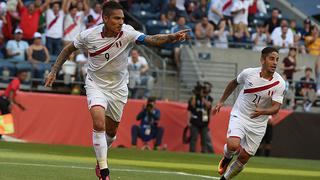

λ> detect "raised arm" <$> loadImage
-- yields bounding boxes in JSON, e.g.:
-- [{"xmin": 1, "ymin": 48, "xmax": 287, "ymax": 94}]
[
  {"xmin": 39, "ymin": 0, "xmax": 51, "ymax": 12},
  {"xmin": 144, "ymin": 29, "xmax": 191, "ymax": 46},
  {"xmin": 83, "ymin": 0, "xmax": 90, "ymax": 15},
  {"xmin": 213, "ymin": 78, "xmax": 238, "ymax": 114},
  {"xmin": 45, "ymin": 43, "xmax": 77, "ymax": 87}
]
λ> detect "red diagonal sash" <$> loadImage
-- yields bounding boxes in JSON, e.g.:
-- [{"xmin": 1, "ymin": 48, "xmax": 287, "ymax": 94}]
[
  {"xmin": 48, "ymin": 15, "xmax": 59, "ymax": 30},
  {"xmin": 244, "ymin": 81, "xmax": 280, "ymax": 94}
]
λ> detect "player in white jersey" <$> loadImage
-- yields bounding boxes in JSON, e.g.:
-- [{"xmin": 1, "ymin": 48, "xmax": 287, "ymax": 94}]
[
  {"xmin": 44, "ymin": 2, "xmax": 190, "ymax": 180},
  {"xmin": 213, "ymin": 47, "xmax": 286, "ymax": 180}
]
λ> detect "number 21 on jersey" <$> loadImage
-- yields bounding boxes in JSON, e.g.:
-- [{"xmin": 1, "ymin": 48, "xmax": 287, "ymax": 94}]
[{"xmin": 252, "ymin": 94, "xmax": 261, "ymax": 104}]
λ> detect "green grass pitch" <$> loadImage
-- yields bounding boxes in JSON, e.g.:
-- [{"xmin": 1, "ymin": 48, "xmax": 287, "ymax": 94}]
[{"xmin": 0, "ymin": 142, "xmax": 319, "ymax": 179}]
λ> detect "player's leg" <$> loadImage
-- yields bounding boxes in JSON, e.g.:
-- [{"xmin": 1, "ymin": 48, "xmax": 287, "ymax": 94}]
[
  {"xmin": 90, "ymin": 106, "xmax": 109, "ymax": 179},
  {"xmin": 105, "ymin": 116, "xmax": 119, "ymax": 148},
  {"xmin": 218, "ymin": 137, "xmax": 241, "ymax": 175},
  {"xmin": 221, "ymin": 148, "xmax": 251, "ymax": 180},
  {"xmin": 218, "ymin": 116, "xmax": 245, "ymax": 175}
]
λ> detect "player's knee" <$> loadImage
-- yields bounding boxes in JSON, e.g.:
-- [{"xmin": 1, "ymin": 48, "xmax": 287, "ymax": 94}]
[
  {"xmin": 93, "ymin": 119, "xmax": 105, "ymax": 131},
  {"xmin": 237, "ymin": 150, "xmax": 251, "ymax": 164},
  {"xmin": 227, "ymin": 142, "xmax": 240, "ymax": 152}
]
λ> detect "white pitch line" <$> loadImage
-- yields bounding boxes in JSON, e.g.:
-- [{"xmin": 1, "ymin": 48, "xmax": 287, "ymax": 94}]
[{"xmin": 0, "ymin": 161, "xmax": 220, "ymax": 179}]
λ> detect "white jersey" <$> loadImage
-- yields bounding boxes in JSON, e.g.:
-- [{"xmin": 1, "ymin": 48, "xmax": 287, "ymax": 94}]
[
  {"xmin": 74, "ymin": 24, "xmax": 144, "ymax": 93},
  {"xmin": 231, "ymin": 67, "xmax": 286, "ymax": 128}
]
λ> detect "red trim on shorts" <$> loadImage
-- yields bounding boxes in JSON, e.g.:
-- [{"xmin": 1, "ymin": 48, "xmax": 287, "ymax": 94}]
[
  {"xmin": 243, "ymin": 81, "xmax": 279, "ymax": 94},
  {"xmin": 91, "ymin": 105, "xmax": 105, "ymax": 110},
  {"xmin": 229, "ymin": 136, "xmax": 241, "ymax": 139}
]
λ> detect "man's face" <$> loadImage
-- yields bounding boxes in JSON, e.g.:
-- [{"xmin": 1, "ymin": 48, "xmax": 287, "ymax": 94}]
[
  {"xmin": 131, "ymin": 50, "xmax": 139, "ymax": 59},
  {"xmin": 271, "ymin": 10, "xmax": 279, "ymax": 19},
  {"xmin": 70, "ymin": 8, "xmax": 77, "ymax": 17},
  {"xmin": 104, "ymin": 9, "xmax": 124, "ymax": 35},
  {"xmin": 18, "ymin": 72, "xmax": 28, "ymax": 81},
  {"xmin": 28, "ymin": 3, "xmax": 35, "ymax": 13},
  {"xmin": 53, "ymin": 3, "xmax": 60, "ymax": 13},
  {"xmin": 202, "ymin": 17, "xmax": 208, "ymax": 26},
  {"xmin": 178, "ymin": 17, "xmax": 186, "ymax": 26},
  {"xmin": 15, "ymin": 33, "xmax": 23, "ymax": 41},
  {"xmin": 305, "ymin": 70, "xmax": 312, "ymax": 78},
  {"xmin": 261, "ymin": 52, "xmax": 279, "ymax": 74},
  {"xmin": 95, "ymin": 4, "xmax": 102, "ymax": 13},
  {"xmin": 312, "ymin": 27, "xmax": 319, "ymax": 36},
  {"xmin": 200, "ymin": 0, "xmax": 207, "ymax": 7}
]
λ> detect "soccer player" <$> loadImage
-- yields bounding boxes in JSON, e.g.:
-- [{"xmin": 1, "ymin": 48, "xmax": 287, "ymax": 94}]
[
  {"xmin": 213, "ymin": 47, "xmax": 286, "ymax": 180},
  {"xmin": 44, "ymin": 2, "xmax": 190, "ymax": 180}
]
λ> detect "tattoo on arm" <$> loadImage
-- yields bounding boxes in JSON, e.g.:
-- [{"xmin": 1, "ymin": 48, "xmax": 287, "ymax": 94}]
[
  {"xmin": 145, "ymin": 34, "xmax": 176, "ymax": 46},
  {"xmin": 51, "ymin": 43, "xmax": 77, "ymax": 73}
]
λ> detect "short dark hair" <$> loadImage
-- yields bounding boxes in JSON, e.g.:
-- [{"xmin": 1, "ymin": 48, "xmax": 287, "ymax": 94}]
[
  {"xmin": 305, "ymin": 67, "xmax": 312, "ymax": 72},
  {"xmin": 272, "ymin": 8, "xmax": 279, "ymax": 12},
  {"xmin": 261, "ymin": 47, "xmax": 279, "ymax": 58},
  {"xmin": 102, "ymin": 1, "xmax": 123, "ymax": 16},
  {"xmin": 16, "ymin": 69, "xmax": 28, "ymax": 76}
]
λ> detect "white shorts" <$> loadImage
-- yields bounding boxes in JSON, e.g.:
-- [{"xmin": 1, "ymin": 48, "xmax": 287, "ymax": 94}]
[
  {"xmin": 227, "ymin": 115, "xmax": 266, "ymax": 155},
  {"xmin": 85, "ymin": 76, "xmax": 128, "ymax": 122}
]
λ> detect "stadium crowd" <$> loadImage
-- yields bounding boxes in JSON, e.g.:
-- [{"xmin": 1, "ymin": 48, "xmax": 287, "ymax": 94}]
[{"xmin": 0, "ymin": 0, "xmax": 318, "ymax": 109}]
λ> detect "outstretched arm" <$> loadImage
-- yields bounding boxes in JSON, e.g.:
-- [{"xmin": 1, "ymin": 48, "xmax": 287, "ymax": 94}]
[
  {"xmin": 213, "ymin": 78, "xmax": 238, "ymax": 114},
  {"xmin": 144, "ymin": 29, "xmax": 191, "ymax": 46},
  {"xmin": 45, "ymin": 43, "xmax": 77, "ymax": 87}
]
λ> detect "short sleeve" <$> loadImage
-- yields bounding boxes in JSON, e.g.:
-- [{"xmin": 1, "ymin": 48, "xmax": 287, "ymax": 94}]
[
  {"xmin": 236, "ymin": 69, "xmax": 248, "ymax": 84},
  {"xmin": 74, "ymin": 31, "xmax": 87, "ymax": 50},
  {"xmin": 11, "ymin": 79, "xmax": 20, "ymax": 91},
  {"xmin": 6, "ymin": 41, "xmax": 13, "ymax": 49},
  {"xmin": 140, "ymin": 57, "xmax": 148, "ymax": 66},
  {"xmin": 272, "ymin": 80, "xmax": 286, "ymax": 104},
  {"xmin": 124, "ymin": 25, "xmax": 145, "ymax": 44}
]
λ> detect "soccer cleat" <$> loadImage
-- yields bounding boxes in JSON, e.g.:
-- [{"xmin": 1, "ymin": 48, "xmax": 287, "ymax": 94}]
[
  {"xmin": 95, "ymin": 161, "xmax": 101, "ymax": 178},
  {"xmin": 100, "ymin": 168, "xmax": 110, "ymax": 180},
  {"xmin": 218, "ymin": 156, "xmax": 232, "ymax": 175},
  {"xmin": 99, "ymin": 176, "xmax": 110, "ymax": 180}
]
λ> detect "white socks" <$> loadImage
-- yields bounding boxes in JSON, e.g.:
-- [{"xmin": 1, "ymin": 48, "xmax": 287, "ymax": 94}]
[
  {"xmin": 224, "ymin": 144, "xmax": 236, "ymax": 159},
  {"xmin": 223, "ymin": 160, "xmax": 244, "ymax": 180},
  {"xmin": 106, "ymin": 134, "xmax": 116, "ymax": 148},
  {"xmin": 93, "ymin": 131, "xmax": 108, "ymax": 169}
]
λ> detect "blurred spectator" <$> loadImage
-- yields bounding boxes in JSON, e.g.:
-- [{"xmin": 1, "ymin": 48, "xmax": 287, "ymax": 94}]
[
  {"xmin": 195, "ymin": 16, "xmax": 214, "ymax": 47},
  {"xmin": 300, "ymin": 18, "xmax": 312, "ymax": 39},
  {"xmin": 231, "ymin": 0, "xmax": 253, "ymax": 36},
  {"xmin": 207, "ymin": 0, "xmax": 224, "ymax": 29},
  {"xmin": 176, "ymin": 0, "xmax": 187, "ymax": 17},
  {"xmin": 233, "ymin": 22, "xmax": 249, "ymax": 48},
  {"xmin": 161, "ymin": 0, "xmax": 180, "ymax": 25},
  {"xmin": 281, "ymin": 47, "xmax": 297, "ymax": 85},
  {"xmin": 35, "ymin": 0, "xmax": 46, "ymax": 33},
  {"xmin": 190, "ymin": 0, "xmax": 208, "ymax": 22},
  {"xmin": 305, "ymin": 25, "xmax": 320, "ymax": 56},
  {"xmin": 188, "ymin": 82, "xmax": 212, "ymax": 153},
  {"xmin": 315, "ymin": 56, "xmax": 320, "ymax": 96},
  {"xmin": 27, "ymin": 32, "xmax": 50, "ymax": 64},
  {"xmin": 131, "ymin": 97, "xmax": 164, "ymax": 150},
  {"xmin": 264, "ymin": 8, "xmax": 281, "ymax": 35},
  {"xmin": 185, "ymin": 1, "xmax": 196, "ymax": 21},
  {"xmin": 45, "ymin": 1, "xmax": 67, "ymax": 56},
  {"xmin": 0, "ymin": 35, "xmax": 6, "ymax": 58},
  {"xmin": 290, "ymin": 19, "xmax": 306, "ymax": 54},
  {"xmin": 63, "ymin": 1, "xmax": 89, "ymax": 45},
  {"xmin": 251, "ymin": 24, "xmax": 267, "ymax": 51},
  {"xmin": 171, "ymin": 16, "xmax": 193, "ymax": 69},
  {"xmin": 127, "ymin": 49, "xmax": 154, "ymax": 99},
  {"xmin": 89, "ymin": 2, "xmax": 103, "ymax": 27},
  {"xmin": 271, "ymin": 19, "xmax": 294, "ymax": 53},
  {"xmin": 17, "ymin": 0, "xmax": 50, "ymax": 44},
  {"xmin": 213, "ymin": 19, "xmax": 232, "ymax": 49},
  {"xmin": 222, "ymin": 0, "xmax": 233, "ymax": 20},
  {"xmin": 202, "ymin": 81, "xmax": 214, "ymax": 153},
  {"xmin": 6, "ymin": 28, "xmax": 29, "ymax": 62},
  {"xmin": 61, "ymin": 54, "xmax": 77, "ymax": 85},
  {"xmin": 295, "ymin": 67, "xmax": 317, "ymax": 112},
  {"xmin": 248, "ymin": 0, "xmax": 266, "ymax": 26}
]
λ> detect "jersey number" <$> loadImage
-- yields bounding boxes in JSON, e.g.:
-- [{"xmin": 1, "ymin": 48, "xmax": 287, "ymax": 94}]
[
  {"xmin": 252, "ymin": 94, "xmax": 261, "ymax": 104},
  {"xmin": 105, "ymin": 53, "xmax": 110, "ymax": 61}
]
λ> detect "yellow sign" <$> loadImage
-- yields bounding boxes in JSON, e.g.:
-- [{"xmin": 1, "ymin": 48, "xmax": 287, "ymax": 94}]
[{"xmin": 0, "ymin": 114, "xmax": 14, "ymax": 134}]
